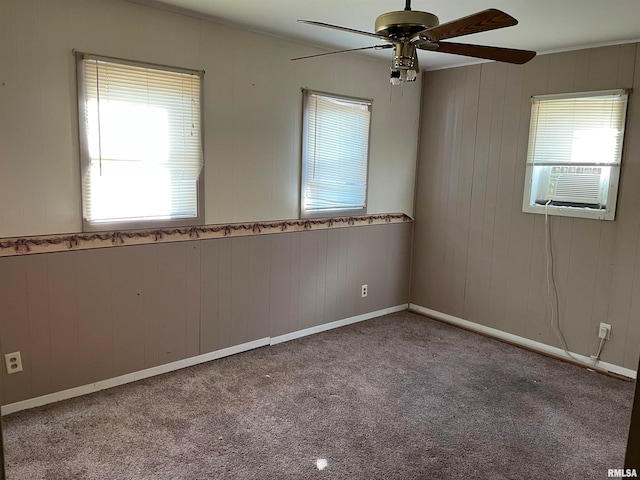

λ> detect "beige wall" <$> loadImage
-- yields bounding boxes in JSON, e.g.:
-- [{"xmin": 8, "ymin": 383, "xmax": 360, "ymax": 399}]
[
  {"xmin": 412, "ymin": 43, "xmax": 640, "ymax": 370},
  {"xmin": 0, "ymin": 0, "xmax": 419, "ymax": 406},
  {"xmin": 0, "ymin": 222, "xmax": 412, "ymax": 405},
  {"xmin": 0, "ymin": 0, "xmax": 421, "ymax": 238}
]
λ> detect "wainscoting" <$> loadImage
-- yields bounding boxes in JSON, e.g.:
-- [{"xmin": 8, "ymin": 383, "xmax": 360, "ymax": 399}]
[{"xmin": 0, "ymin": 220, "xmax": 412, "ymax": 409}]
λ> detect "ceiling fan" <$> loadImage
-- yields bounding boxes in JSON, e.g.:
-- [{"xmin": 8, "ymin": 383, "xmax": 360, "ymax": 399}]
[{"xmin": 292, "ymin": 0, "xmax": 536, "ymax": 85}]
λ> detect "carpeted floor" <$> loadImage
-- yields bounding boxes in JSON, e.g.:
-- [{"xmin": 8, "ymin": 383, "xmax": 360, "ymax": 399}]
[{"xmin": 2, "ymin": 311, "xmax": 634, "ymax": 479}]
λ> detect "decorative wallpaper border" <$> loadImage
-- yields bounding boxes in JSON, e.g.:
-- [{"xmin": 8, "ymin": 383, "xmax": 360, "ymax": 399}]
[{"xmin": 0, "ymin": 214, "xmax": 412, "ymax": 257}]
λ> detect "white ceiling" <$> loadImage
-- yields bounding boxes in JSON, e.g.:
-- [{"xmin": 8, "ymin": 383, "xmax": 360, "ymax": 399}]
[{"xmin": 131, "ymin": 0, "xmax": 640, "ymax": 70}]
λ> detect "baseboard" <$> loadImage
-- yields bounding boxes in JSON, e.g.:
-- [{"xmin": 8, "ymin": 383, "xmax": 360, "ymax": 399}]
[
  {"xmin": 1, "ymin": 338, "xmax": 271, "ymax": 416},
  {"xmin": 2, "ymin": 305, "xmax": 409, "ymax": 415},
  {"xmin": 409, "ymin": 304, "xmax": 637, "ymax": 380},
  {"xmin": 270, "ymin": 304, "xmax": 409, "ymax": 345}
]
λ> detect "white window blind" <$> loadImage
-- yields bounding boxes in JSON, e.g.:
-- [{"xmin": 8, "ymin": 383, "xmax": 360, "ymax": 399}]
[
  {"xmin": 301, "ymin": 90, "xmax": 371, "ymax": 217},
  {"xmin": 523, "ymin": 89, "xmax": 629, "ymax": 220},
  {"xmin": 77, "ymin": 53, "xmax": 204, "ymax": 229}
]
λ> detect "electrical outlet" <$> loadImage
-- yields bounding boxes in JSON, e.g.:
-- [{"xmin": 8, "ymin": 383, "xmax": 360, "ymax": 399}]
[
  {"xmin": 5, "ymin": 352, "xmax": 23, "ymax": 374},
  {"xmin": 599, "ymin": 322, "xmax": 611, "ymax": 340},
  {"xmin": 361, "ymin": 284, "xmax": 368, "ymax": 298}
]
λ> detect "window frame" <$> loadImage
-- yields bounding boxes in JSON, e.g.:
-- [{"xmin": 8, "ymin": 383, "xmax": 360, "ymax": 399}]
[
  {"xmin": 522, "ymin": 89, "xmax": 629, "ymax": 221},
  {"xmin": 75, "ymin": 52, "xmax": 205, "ymax": 232},
  {"xmin": 300, "ymin": 89, "xmax": 372, "ymax": 219}
]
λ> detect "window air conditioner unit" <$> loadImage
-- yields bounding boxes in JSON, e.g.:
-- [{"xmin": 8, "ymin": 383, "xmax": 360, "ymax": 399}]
[{"xmin": 538, "ymin": 167, "xmax": 606, "ymax": 207}]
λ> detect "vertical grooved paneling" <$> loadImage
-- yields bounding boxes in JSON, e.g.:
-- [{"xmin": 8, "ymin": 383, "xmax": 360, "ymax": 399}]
[
  {"xmin": 503, "ymin": 56, "xmax": 548, "ymax": 337},
  {"xmin": 357, "ymin": 226, "xmax": 375, "ymax": 315},
  {"xmin": 248, "ymin": 235, "xmax": 271, "ymax": 340},
  {"xmin": 217, "ymin": 239, "xmax": 233, "ymax": 349},
  {"xmin": 414, "ymin": 43, "xmax": 640, "ymax": 369},
  {"xmin": 345, "ymin": 227, "xmax": 361, "ymax": 318},
  {"xmin": 111, "ymin": 246, "xmax": 146, "ymax": 377},
  {"xmin": 592, "ymin": 45, "xmax": 636, "ymax": 361},
  {"xmin": 157, "ymin": 243, "xmax": 188, "ymax": 363},
  {"xmin": 464, "ymin": 63, "xmax": 496, "ymax": 322},
  {"xmin": 486, "ymin": 64, "xmax": 525, "ymax": 333},
  {"xmin": 314, "ymin": 231, "xmax": 328, "ymax": 327},
  {"xmin": 288, "ymin": 233, "xmax": 301, "ymax": 334},
  {"xmin": 368, "ymin": 225, "xmax": 390, "ymax": 312},
  {"xmin": 186, "ymin": 242, "xmax": 201, "ymax": 357},
  {"xmin": 24, "ymin": 255, "xmax": 52, "ymax": 398},
  {"xmin": 268, "ymin": 234, "xmax": 292, "ymax": 337},
  {"xmin": 413, "ymin": 70, "xmax": 451, "ymax": 310},
  {"xmin": 0, "ymin": 257, "xmax": 31, "ymax": 404},
  {"xmin": 563, "ymin": 219, "xmax": 601, "ymax": 354},
  {"xmin": 299, "ymin": 231, "xmax": 319, "ymax": 329},
  {"xmin": 525, "ymin": 51, "xmax": 578, "ymax": 348},
  {"xmin": 76, "ymin": 249, "xmax": 113, "ymax": 386},
  {"xmin": 47, "ymin": 252, "xmax": 80, "ymax": 393},
  {"xmin": 476, "ymin": 63, "xmax": 508, "ymax": 328},
  {"xmin": 563, "ymin": 46, "xmax": 622, "ymax": 357},
  {"xmin": 452, "ymin": 65, "xmax": 481, "ymax": 318},
  {"xmin": 324, "ymin": 230, "xmax": 340, "ymax": 324},
  {"xmin": 551, "ymin": 217, "xmax": 575, "ymax": 350},
  {"xmin": 430, "ymin": 69, "xmax": 458, "ymax": 312},
  {"xmin": 335, "ymin": 229, "xmax": 349, "ymax": 321},
  {"xmin": 200, "ymin": 239, "xmax": 220, "ymax": 353},
  {"xmin": 0, "ymin": 222, "xmax": 412, "ymax": 404},
  {"xmin": 230, "ymin": 237, "xmax": 250, "ymax": 346},
  {"xmin": 141, "ymin": 245, "xmax": 160, "ymax": 368},
  {"xmin": 524, "ymin": 215, "xmax": 549, "ymax": 345},
  {"xmin": 619, "ymin": 44, "xmax": 640, "ymax": 368},
  {"xmin": 388, "ymin": 223, "xmax": 412, "ymax": 306},
  {"xmin": 440, "ymin": 69, "xmax": 466, "ymax": 315},
  {"xmin": 544, "ymin": 51, "xmax": 582, "ymax": 352}
]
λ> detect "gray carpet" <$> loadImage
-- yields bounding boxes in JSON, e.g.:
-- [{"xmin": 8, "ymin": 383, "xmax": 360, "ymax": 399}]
[{"xmin": 2, "ymin": 311, "xmax": 634, "ymax": 479}]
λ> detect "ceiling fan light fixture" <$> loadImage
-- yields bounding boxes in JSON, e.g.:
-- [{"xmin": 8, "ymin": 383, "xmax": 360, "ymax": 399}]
[
  {"xmin": 389, "ymin": 68, "xmax": 417, "ymax": 85},
  {"xmin": 390, "ymin": 69, "xmax": 402, "ymax": 85}
]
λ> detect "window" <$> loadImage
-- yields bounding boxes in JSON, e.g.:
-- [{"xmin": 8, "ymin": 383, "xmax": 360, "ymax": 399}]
[
  {"xmin": 522, "ymin": 89, "xmax": 629, "ymax": 221},
  {"xmin": 76, "ymin": 53, "xmax": 204, "ymax": 231},
  {"xmin": 301, "ymin": 90, "xmax": 372, "ymax": 218}
]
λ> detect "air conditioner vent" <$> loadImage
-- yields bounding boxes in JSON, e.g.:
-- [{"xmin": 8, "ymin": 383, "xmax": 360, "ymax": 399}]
[
  {"xmin": 554, "ymin": 173, "xmax": 601, "ymax": 202},
  {"xmin": 544, "ymin": 167, "xmax": 605, "ymax": 205}
]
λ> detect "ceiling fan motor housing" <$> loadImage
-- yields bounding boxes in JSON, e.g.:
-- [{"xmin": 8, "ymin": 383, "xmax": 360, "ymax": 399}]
[{"xmin": 375, "ymin": 10, "xmax": 439, "ymax": 37}]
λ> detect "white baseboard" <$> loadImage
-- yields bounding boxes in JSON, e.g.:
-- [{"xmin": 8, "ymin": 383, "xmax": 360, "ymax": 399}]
[
  {"xmin": 1, "ymin": 338, "xmax": 271, "ymax": 416},
  {"xmin": 409, "ymin": 304, "xmax": 637, "ymax": 380},
  {"xmin": 270, "ymin": 304, "xmax": 409, "ymax": 345},
  {"xmin": 2, "ymin": 305, "xmax": 409, "ymax": 416}
]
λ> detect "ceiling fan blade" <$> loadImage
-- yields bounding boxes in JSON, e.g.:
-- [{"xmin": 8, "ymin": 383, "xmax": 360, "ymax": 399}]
[
  {"xmin": 291, "ymin": 44, "xmax": 393, "ymax": 61},
  {"xmin": 419, "ymin": 9, "xmax": 518, "ymax": 42},
  {"xmin": 298, "ymin": 20, "xmax": 399, "ymax": 44},
  {"xmin": 431, "ymin": 41, "xmax": 536, "ymax": 64}
]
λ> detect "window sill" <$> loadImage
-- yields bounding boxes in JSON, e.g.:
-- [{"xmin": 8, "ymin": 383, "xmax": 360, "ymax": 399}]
[{"xmin": 522, "ymin": 203, "xmax": 614, "ymax": 221}]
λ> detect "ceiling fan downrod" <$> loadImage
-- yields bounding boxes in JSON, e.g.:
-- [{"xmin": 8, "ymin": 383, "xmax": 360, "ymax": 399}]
[{"xmin": 404, "ymin": 0, "xmax": 411, "ymax": 11}]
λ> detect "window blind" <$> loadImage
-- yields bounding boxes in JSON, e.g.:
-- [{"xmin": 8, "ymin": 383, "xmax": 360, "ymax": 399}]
[
  {"xmin": 78, "ymin": 54, "xmax": 203, "ymax": 225},
  {"xmin": 302, "ymin": 91, "xmax": 371, "ymax": 215},
  {"xmin": 528, "ymin": 90, "xmax": 628, "ymax": 166}
]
